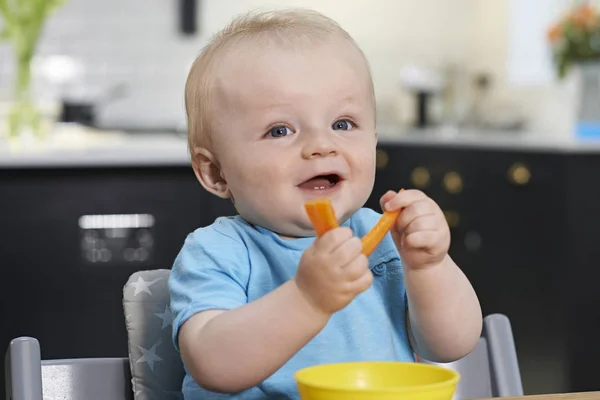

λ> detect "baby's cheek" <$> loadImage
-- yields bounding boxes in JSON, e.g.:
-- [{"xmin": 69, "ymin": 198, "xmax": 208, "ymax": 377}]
[
  {"xmin": 358, "ymin": 153, "xmax": 377, "ymax": 182},
  {"xmin": 239, "ymin": 166, "xmax": 288, "ymax": 205},
  {"xmin": 237, "ymin": 155, "xmax": 269, "ymax": 180}
]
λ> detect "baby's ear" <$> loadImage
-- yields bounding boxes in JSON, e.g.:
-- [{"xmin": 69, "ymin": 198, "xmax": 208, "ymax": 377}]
[{"xmin": 191, "ymin": 147, "xmax": 230, "ymax": 199}]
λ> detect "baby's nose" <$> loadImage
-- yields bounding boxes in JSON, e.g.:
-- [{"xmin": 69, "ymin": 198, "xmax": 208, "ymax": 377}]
[{"xmin": 302, "ymin": 136, "xmax": 339, "ymax": 159}]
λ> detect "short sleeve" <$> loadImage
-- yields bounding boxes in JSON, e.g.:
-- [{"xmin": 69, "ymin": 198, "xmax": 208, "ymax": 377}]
[{"xmin": 169, "ymin": 221, "xmax": 250, "ymax": 350}]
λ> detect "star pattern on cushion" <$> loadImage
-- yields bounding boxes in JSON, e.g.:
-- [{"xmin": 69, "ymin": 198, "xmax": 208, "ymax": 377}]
[
  {"xmin": 124, "ymin": 270, "xmax": 185, "ymax": 399},
  {"xmin": 128, "ymin": 276, "xmax": 162, "ymax": 296},
  {"xmin": 155, "ymin": 305, "xmax": 174, "ymax": 329},
  {"xmin": 136, "ymin": 337, "xmax": 163, "ymax": 372}
]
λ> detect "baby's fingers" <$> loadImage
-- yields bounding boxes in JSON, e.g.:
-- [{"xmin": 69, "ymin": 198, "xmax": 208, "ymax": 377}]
[
  {"xmin": 348, "ymin": 268, "xmax": 374, "ymax": 295},
  {"xmin": 395, "ymin": 199, "xmax": 436, "ymax": 231},
  {"xmin": 329, "ymin": 236, "xmax": 363, "ymax": 267},
  {"xmin": 402, "ymin": 231, "xmax": 438, "ymax": 250},
  {"xmin": 379, "ymin": 190, "xmax": 397, "ymax": 211},
  {"xmin": 341, "ymin": 253, "xmax": 369, "ymax": 281},
  {"xmin": 314, "ymin": 227, "xmax": 353, "ymax": 253},
  {"xmin": 383, "ymin": 189, "xmax": 426, "ymax": 212}
]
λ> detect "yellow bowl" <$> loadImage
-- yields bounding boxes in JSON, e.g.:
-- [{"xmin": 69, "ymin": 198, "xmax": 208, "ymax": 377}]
[{"xmin": 294, "ymin": 361, "xmax": 459, "ymax": 400}]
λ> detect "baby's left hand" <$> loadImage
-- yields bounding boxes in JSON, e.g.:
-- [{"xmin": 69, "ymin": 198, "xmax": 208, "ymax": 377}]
[{"xmin": 380, "ymin": 189, "xmax": 450, "ymax": 269}]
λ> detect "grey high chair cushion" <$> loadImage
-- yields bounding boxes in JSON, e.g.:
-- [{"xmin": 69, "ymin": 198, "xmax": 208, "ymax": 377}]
[{"xmin": 123, "ymin": 269, "xmax": 185, "ymax": 399}]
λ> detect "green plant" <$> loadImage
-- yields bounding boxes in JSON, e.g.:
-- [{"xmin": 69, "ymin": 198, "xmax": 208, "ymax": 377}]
[
  {"xmin": 548, "ymin": 2, "xmax": 600, "ymax": 78},
  {"xmin": 0, "ymin": 0, "xmax": 67, "ymax": 138}
]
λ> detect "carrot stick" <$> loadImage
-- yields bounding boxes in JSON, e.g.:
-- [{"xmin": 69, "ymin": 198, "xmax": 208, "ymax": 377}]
[
  {"xmin": 304, "ymin": 189, "xmax": 403, "ymax": 254},
  {"xmin": 361, "ymin": 189, "xmax": 404, "ymax": 256},
  {"xmin": 361, "ymin": 210, "xmax": 400, "ymax": 256},
  {"xmin": 304, "ymin": 198, "xmax": 339, "ymax": 237}
]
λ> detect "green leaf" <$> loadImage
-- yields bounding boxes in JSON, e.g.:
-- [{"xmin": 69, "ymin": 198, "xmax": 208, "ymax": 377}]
[{"xmin": 48, "ymin": 0, "xmax": 67, "ymax": 13}]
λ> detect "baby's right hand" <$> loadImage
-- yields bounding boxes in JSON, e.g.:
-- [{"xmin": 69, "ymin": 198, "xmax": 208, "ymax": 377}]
[{"xmin": 294, "ymin": 227, "xmax": 373, "ymax": 316}]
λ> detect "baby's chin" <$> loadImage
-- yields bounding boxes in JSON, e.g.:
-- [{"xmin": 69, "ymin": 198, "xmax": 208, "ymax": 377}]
[
  {"xmin": 264, "ymin": 221, "xmax": 319, "ymax": 240},
  {"xmin": 237, "ymin": 198, "xmax": 364, "ymax": 238},
  {"xmin": 247, "ymin": 209, "xmax": 359, "ymax": 240},
  {"xmin": 239, "ymin": 213, "xmax": 320, "ymax": 239}
]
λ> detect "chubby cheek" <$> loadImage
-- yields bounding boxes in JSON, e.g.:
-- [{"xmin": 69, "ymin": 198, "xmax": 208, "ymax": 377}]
[
  {"xmin": 227, "ymin": 152, "xmax": 289, "ymax": 204},
  {"xmin": 351, "ymin": 147, "xmax": 377, "ymax": 188}
]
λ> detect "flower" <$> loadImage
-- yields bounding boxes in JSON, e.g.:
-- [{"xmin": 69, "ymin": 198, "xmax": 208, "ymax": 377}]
[
  {"xmin": 547, "ymin": 23, "xmax": 562, "ymax": 43},
  {"xmin": 547, "ymin": 2, "xmax": 600, "ymax": 78},
  {"xmin": 0, "ymin": 0, "xmax": 68, "ymax": 138}
]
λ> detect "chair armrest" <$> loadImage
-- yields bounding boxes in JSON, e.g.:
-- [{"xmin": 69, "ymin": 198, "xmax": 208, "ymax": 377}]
[
  {"xmin": 5, "ymin": 337, "xmax": 43, "ymax": 400},
  {"xmin": 485, "ymin": 314, "xmax": 524, "ymax": 397}
]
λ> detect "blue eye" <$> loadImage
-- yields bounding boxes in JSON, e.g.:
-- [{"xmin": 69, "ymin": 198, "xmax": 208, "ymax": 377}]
[
  {"xmin": 268, "ymin": 125, "xmax": 293, "ymax": 138},
  {"xmin": 332, "ymin": 120, "xmax": 355, "ymax": 131}
]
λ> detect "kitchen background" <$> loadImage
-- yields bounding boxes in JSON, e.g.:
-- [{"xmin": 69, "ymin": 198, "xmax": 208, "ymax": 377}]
[
  {"xmin": 0, "ymin": 0, "xmax": 592, "ymax": 135},
  {"xmin": 2, "ymin": 0, "xmax": 600, "ymax": 398}
]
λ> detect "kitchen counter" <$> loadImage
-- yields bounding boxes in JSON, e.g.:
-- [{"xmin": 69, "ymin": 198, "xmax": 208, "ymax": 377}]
[
  {"xmin": 379, "ymin": 127, "xmax": 600, "ymax": 152},
  {"xmin": 2, "ymin": 125, "xmax": 600, "ymax": 168},
  {"xmin": 0, "ymin": 126, "xmax": 190, "ymax": 168}
]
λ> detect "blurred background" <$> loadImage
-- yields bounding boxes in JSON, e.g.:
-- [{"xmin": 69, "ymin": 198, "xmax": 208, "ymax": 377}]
[
  {"xmin": 0, "ymin": 0, "xmax": 593, "ymax": 134},
  {"xmin": 1, "ymin": 0, "xmax": 600, "ymax": 398}
]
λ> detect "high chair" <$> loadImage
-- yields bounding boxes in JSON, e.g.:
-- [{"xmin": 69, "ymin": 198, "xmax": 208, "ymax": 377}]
[{"xmin": 5, "ymin": 269, "xmax": 523, "ymax": 399}]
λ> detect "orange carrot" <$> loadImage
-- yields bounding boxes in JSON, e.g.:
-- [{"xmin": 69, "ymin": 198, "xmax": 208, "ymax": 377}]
[
  {"xmin": 304, "ymin": 198, "xmax": 339, "ymax": 237},
  {"xmin": 361, "ymin": 189, "xmax": 404, "ymax": 256},
  {"xmin": 304, "ymin": 189, "xmax": 403, "ymax": 254},
  {"xmin": 361, "ymin": 210, "xmax": 400, "ymax": 256}
]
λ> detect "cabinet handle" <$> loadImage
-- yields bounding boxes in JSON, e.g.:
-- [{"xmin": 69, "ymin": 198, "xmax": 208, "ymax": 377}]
[
  {"xmin": 443, "ymin": 171, "xmax": 463, "ymax": 194},
  {"xmin": 507, "ymin": 162, "xmax": 531, "ymax": 185},
  {"xmin": 376, "ymin": 149, "xmax": 389, "ymax": 169},
  {"xmin": 443, "ymin": 210, "xmax": 460, "ymax": 228},
  {"xmin": 411, "ymin": 166, "xmax": 431, "ymax": 188}
]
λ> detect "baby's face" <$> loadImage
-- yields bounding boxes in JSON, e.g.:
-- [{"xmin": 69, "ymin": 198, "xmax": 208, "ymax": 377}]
[{"xmin": 208, "ymin": 36, "xmax": 377, "ymax": 237}]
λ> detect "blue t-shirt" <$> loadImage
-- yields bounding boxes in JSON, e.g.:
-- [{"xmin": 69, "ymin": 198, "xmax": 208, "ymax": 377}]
[{"xmin": 169, "ymin": 207, "xmax": 415, "ymax": 399}]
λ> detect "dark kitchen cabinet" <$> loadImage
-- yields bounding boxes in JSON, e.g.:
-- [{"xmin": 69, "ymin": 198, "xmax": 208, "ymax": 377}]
[
  {"xmin": 0, "ymin": 166, "xmax": 236, "ymax": 397},
  {"xmin": 563, "ymin": 154, "xmax": 600, "ymax": 393},
  {"xmin": 370, "ymin": 144, "xmax": 571, "ymax": 394}
]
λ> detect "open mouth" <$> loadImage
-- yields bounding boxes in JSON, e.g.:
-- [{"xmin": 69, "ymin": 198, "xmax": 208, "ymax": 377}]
[{"xmin": 298, "ymin": 174, "xmax": 342, "ymax": 191}]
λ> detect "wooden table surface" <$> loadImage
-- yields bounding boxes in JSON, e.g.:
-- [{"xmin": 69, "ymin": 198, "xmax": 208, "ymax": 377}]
[{"xmin": 477, "ymin": 392, "xmax": 600, "ymax": 400}]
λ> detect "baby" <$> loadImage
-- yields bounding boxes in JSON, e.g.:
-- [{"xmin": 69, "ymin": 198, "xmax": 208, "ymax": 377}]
[{"xmin": 169, "ymin": 8, "xmax": 482, "ymax": 399}]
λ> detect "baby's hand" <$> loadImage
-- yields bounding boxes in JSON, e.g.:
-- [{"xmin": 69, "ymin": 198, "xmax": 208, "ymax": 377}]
[
  {"xmin": 295, "ymin": 227, "xmax": 372, "ymax": 316},
  {"xmin": 381, "ymin": 189, "xmax": 450, "ymax": 269}
]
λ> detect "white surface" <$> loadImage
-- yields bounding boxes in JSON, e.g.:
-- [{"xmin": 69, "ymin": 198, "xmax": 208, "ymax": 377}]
[
  {"xmin": 0, "ymin": 126, "xmax": 191, "ymax": 168},
  {"xmin": 2, "ymin": 127, "xmax": 600, "ymax": 169},
  {"xmin": 507, "ymin": 0, "xmax": 567, "ymax": 85},
  {"xmin": 378, "ymin": 128, "xmax": 600, "ymax": 152}
]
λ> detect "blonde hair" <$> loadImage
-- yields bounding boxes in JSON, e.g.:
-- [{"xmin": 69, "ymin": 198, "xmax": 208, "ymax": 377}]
[{"xmin": 184, "ymin": 8, "xmax": 373, "ymax": 154}]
